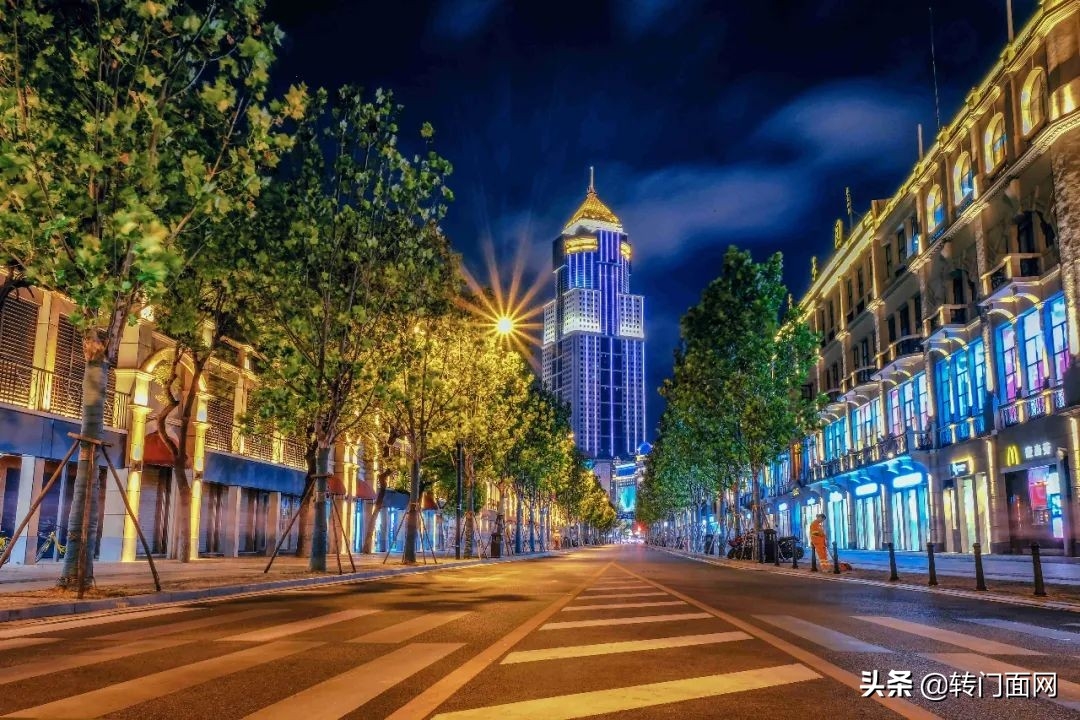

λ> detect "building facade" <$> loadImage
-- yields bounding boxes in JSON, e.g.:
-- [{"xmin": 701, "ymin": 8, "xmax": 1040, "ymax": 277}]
[
  {"xmin": 542, "ymin": 174, "xmax": 647, "ymax": 467},
  {"xmin": 757, "ymin": 0, "xmax": 1080, "ymax": 557}
]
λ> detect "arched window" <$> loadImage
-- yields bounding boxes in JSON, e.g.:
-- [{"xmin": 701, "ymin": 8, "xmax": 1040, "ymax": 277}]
[
  {"xmin": 927, "ymin": 185, "xmax": 945, "ymax": 232},
  {"xmin": 952, "ymin": 153, "xmax": 974, "ymax": 204},
  {"xmin": 984, "ymin": 114, "xmax": 1007, "ymax": 170},
  {"xmin": 1021, "ymin": 68, "xmax": 1047, "ymax": 135}
]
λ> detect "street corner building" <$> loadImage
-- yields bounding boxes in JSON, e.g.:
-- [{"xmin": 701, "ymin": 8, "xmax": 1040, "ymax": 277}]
[
  {"xmin": 0, "ymin": 291, "xmax": 483, "ymax": 565},
  {"xmin": 541, "ymin": 172, "xmax": 647, "ymax": 492},
  {"xmin": 752, "ymin": 0, "xmax": 1080, "ymax": 560}
]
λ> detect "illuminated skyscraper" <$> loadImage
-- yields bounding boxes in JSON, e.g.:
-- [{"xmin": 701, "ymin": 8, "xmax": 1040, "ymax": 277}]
[{"xmin": 542, "ymin": 170, "xmax": 646, "ymax": 461}]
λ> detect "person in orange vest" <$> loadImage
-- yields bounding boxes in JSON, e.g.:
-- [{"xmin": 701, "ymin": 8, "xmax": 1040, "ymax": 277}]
[{"xmin": 810, "ymin": 512, "xmax": 829, "ymax": 566}]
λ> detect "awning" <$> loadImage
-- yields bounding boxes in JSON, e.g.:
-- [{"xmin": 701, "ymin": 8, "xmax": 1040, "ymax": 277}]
[
  {"xmin": 327, "ymin": 476, "xmax": 347, "ymax": 496},
  {"xmin": 354, "ymin": 480, "xmax": 377, "ymax": 501},
  {"xmin": 142, "ymin": 431, "xmax": 182, "ymax": 468}
]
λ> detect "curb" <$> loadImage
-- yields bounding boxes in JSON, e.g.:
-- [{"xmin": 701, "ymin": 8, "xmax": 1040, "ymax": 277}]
[
  {"xmin": 0, "ymin": 551, "xmax": 565, "ymax": 625},
  {"xmin": 653, "ymin": 547, "xmax": 1080, "ymax": 614}
]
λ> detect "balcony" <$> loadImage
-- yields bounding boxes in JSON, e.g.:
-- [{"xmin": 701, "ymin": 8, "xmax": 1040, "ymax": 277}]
[
  {"xmin": 842, "ymin": 365, "xmax": 879, "ymax": 403},
  {"xmin": 924, "ymin": 304, "xmax": 971, "ymax": 336},
  {"xmin": 937, "ymin": 413, "xmax": 990, "ymax": 447},
  {"xmin": 997, "ymin": 385, "xmax": 1066, "ymax": 429},
  {"xmin": 804, "ymin": 432, "xmax": 921, "ymax": 483},
  {"xmin": 0, "ymin": 356, "xmax": 129, "ymax": 430},
  {"xmin": 979, "ymin": 253, "xmax": 1043, "ymax": 303},
  {"xmin": 875, "ymin": 336, "xmax": 924, "ymax": 381}
]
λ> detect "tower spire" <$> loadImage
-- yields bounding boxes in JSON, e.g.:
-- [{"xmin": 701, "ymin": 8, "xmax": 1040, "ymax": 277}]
[{"xmin": 589, "ymin": 166, "xmax": 595, "ymax": 193}]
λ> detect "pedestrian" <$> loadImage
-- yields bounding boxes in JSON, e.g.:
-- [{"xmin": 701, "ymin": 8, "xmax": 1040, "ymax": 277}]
[{"xmin": 810, "ymin": 513, "xmax": 829, "ymax": 567}]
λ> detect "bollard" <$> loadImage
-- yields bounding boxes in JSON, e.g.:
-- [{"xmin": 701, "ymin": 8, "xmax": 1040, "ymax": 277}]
[
  {"xmin": 973, "ymin": 542, "xmax": 987, "ymax": 591},
  {"xmin": 811, "ymin": 545, "xmax": 819, "ymax": 572},
  {"xmin": 887, "ymin": 542, "xmax": 899, "ymax": 582},
  {"xmin": 832, "ymin": 541, "xmax": 840, "ymax": 574},
  {"xmin": 1031, "ymin": 542, "xmax": 1047, "ymax": 597},
  {"xmin": 774, "ymin": 540, "xmax": 780, "ymax": 567},
  {"xmin": 926, "ymin": 541, "xmax": 938, "ymax": 587},
  {"xmin": 791, "ymin": 543, "xmax": 799, "ymax": 570}
]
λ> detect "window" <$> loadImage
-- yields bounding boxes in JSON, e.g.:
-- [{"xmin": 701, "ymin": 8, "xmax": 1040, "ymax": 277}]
[
  {"xmin": 953, "ymin": 153, "xmax": 974, "ymax": 204},
  {"xmin": 909, "ymin": 215, "xmax": 921, "ymax": 256},
  {"xmin": 999, "ymin": 322, "xmax": 1021, "ymax": 402},
  {"xmin": 1048, "ymin": 295, "xmax": 1070, "ymax": 380},
  {"xmin": 916, "ymin": 373, "xmax": 929, "ymax": 430},
  {"xmin": 955, "ymin": 349, "xmax": 971, "ymax": 419},
  {"xmin": 971, "ymin": 338, "xmax": 987, "ymax": 414},
  {"xmin": 1021, "ymin": 68, "xmax": 1047, "ymax": 136},
  {"xmin": 1017, "ymin": 212, "xmax": 1036, "ymax": 254},
  {"xmin": 825, "ymin": 418, "xmax": 847, "ymax": 460},
  {"xmin": 984, "ymin": 114, "xmax": 1007, "ymax": 171},
  {"xmin": 896, "ymin": 228, "xmax": 907, "ymax": 262},
  {"xmin": 927, "ymin": 186, "xmax": 945, "ymax": 232},
  {"xmin": 885, "ymin": 243, "xmax": 894, "ymax": 278},
  {"xmin": 1021, "ymin": 309, "xmax": 1047, "ymax": 393},
  {"xmin": 853, "ymin": 402, "xmax": 879, "ymax": 449},
  {"xmin": 935, "ymin": 357, "xmax": 955, "ymax": 423},
  {"xmin": 888, "ymin": 387, "xmax": 902, "ymax": 436}
]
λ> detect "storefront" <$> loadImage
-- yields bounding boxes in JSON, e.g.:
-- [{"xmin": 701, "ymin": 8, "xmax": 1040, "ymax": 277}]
[
  {"xmin": 826, "ymin": 490, "xmax": 848, "ymax": 550},
  {"xmin": 1001, "ymin": 439, "xmax": 1066, "ymax": 553},
  {"xmin": 802, "ymin": 496, "xmax": 822, "ymax": 549},
  {"xmin": 776, "ymin": 502, "xmax": 791, "ymax": 537},
  {"xmin": 889, "ymin": 472, "xmax": 929, "ymax": 552},
  {"xmin": 854, "ymin": 481, "xmax": 882, "ymax": 550},
  {"xmin": 940, "ymin": 458, "xmax": 992, "ymax": 554}
]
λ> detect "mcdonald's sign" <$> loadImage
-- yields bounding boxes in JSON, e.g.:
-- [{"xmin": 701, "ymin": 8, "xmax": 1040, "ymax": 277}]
[{"xmin": 1004, "ymin": 445, "xmax": 1021, "ymax": 467}]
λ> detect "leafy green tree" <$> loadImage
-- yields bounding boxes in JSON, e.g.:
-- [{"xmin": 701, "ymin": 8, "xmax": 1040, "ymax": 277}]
[
  {"xmin": 0, "ymin": 0, "xmax": 298, "ymax": 586},
  {"xmin": 249, "ymin": 86, "xmax": 454, "ymax": 572}
]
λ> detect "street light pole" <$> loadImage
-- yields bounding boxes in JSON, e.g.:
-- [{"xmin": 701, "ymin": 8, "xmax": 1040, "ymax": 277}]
[{"xmin": 455, "ymin": 440, "xmax": 463, "ymax": 559}]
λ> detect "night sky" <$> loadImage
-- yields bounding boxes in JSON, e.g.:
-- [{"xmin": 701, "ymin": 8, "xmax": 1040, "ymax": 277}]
[{"xmin": 264, "ymin": 0, "xmax": 1038, "ymax": 436}]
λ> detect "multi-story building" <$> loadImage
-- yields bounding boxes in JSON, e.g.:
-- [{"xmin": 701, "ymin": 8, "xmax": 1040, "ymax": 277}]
[
  {"xmin": 759, "ymin": 0, "xmax": 1080, "ymax": 557},
  {"xmin": 542, "ymin": 173, "xmax": 647, "ymax": 477}
]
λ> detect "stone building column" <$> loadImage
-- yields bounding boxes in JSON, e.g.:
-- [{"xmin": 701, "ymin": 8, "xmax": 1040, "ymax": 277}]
[
  {"xmin": 9, "ymin": 457, "xmax": 42, "ymax": 564},
  {"xmin": 1051, "ymin": 127, "xmax": 1080, "ymax": 358},
  {"xmin": 223, "ymin": 485, "xmax": 242, "ymax": 558}
]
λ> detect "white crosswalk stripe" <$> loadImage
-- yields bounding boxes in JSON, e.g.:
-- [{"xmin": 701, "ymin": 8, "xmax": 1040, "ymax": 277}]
[
  {"xmin": 0, "ymin": 638, "xmax": 56, "ymax": 652},
  {"xmin": 501, "ymin": 631, "xmax": 751, "ymax": 664},
  {"xmin": 93, "ymin": 608, "xmax": 286, "ymax": 641},
  {"xmin": 853, "ymin": 616, "xmax": 1042, "ymax": 655},
  {"xmin": 541, "ymin": 612, "xmax": 711, "ymax": 630},
  {"xmin": 429, "ymin": 664, "xmax": 822, "ymax": 720},
  {"xmin": 963, "ymin": 618, "xmax": 1080, "ymax": 643},
  {"xmin": 350, "ymin": 611, "xmax": 469, "ymax": 643},
  {"xmin": 561, "ymin": 600, "xmax": 685, "ymax": 611},
  {"xmin": 0, "ymin": 637, "xmax": 190, "ymax": 686},
  {"xmin": 219, "ymin": 608, "xmax": 378, "ymax": 642},
  {"xmin": 576, "ymin": 591, "xmax": 668, "ymax": 599},
  {"xmin": 4, "ymin": 640, "xmax": 319, "ymax": 719},
  {"xmin": 241, "ymin": 643, "xmax": 463, "ymax": 720},
  {"xmin": 754, "ymin": 615, "xmax": 891, "ymax": 653}
]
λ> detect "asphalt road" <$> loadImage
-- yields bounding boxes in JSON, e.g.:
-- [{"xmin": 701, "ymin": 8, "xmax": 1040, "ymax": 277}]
[{"xmin": 0, "ymin": 546, "xmax": 1077, "ymax": 719}]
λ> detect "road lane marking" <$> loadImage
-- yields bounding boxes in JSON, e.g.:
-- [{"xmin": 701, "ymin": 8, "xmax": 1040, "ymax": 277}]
[
  {"xmin": 616, "ymin": 564, "xmax": 942, "ymax": 720},
  {"xmin": 583, "ymin": 583, "xmax": 648, "ymax": 590},
  {"xmin": 3, "ymin": 640, "xmax": 319, "ymax": 719},
  {"xmin": 349, "ymin": 611, "xmax": 470, "ymax": 644},
  {"xmin": 92, "ymin": 608, "xmax": 286, "ymax": 641},
  {"xmin": 383, "ymin": 561, "xmax": 615, "ymax": 720},
  {"xmin": 429, "ymin": 663, "xmax": 820, "ymax": 720},
  {"xmin": 963, "ymin": 618, "xmax": 1080, "ymax": 642},
  {"xmin": 577, "ymin": 591, "xmax": 668, "ymax": 599},
  {"xmin": 0, "ymin": 607, "xmax": 197, "ymax": 639},
  {"xmin": 854, "ymin": 616, "xmax": 1042, "ymax": 655},
  {"xmin": 923, "ymin": 652, "xmax": 1080, "ymax": 712},
  {"xmin": 754, "ymin": 615, "xmax": 892, "ymax": 653},
  {"xmin": 541, "ymin": 612, "xmax": 710, "ymax": 630},
  {"xmin": 501, "ymin": 631, "xmax": 751, "ymax": 664},
  {"xmin": 0, "ymin": 638, "xmax": 190, "ymax": 685},
  {"xmin": 0, "ymin": 639, "xmax": 57, "ymax": 652},
  {"xmin": 219, "ymin": 608, "xmax": 378, "ymax": 642},
  {"xmin": 241, "ymin": 643, "xmax": 463, "ymax": 720},
  {"xmin": 561, "ymin": 600, "xmax": 685, "ymax": 611}
]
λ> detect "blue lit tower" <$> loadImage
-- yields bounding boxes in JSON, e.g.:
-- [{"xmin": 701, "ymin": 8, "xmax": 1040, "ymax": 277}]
[{"xmin": 542, "ymin": 170, "xmax": 646, "ymax": 462}]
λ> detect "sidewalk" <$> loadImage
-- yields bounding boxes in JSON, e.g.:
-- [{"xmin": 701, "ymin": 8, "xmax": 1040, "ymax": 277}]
[
  {"xmin": 837, "ymin": 548, "xmax": 1080, "ymax": 586},
  {"xmin": 0, "ymin": 549, "xmax": 559, "ymax": 623}
]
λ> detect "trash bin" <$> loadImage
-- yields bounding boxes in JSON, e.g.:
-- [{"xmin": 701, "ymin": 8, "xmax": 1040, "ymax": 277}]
[
  {"xmin": 704, "ymin": 534, "xmax": 715, "ymax": 555},
  {"xmin": 762, "ymin": 529, "xmax": 778, "ymax": 563},
  {"xmin": 490, "ymin": 532, "xmax": 502, "ymax": 558}
]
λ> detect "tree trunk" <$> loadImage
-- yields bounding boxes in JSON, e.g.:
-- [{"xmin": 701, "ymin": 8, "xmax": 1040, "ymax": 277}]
[
  {"xmin": 403, "ymin": 454, "xmax": 421, "ymax": 564},
  {"xmin": 309, "ymin": 446, "xmax": 331, "ymax": 572},
  {"xmin": 751, "ymin": 466, "xmax": 762, "ymax": 562},
  {"xmin": 175, "ymin": 482, "xmax": 193, "ymax": 562},
  {"xmin": 528, "ymin": 499, "xmax": 536, "ymax": 553},
  {"xmin": 514, "ymin": 487, "xmax": 523, "ymax": 554},
  {"xmin": 363, "ymin": 479, "xmax": 386, "ymax": 555},
  {"xmin": 464, "ymin": 461, "xmax": 475, "ymax": 558},
  {"xmin": 296, "ymin": 445, "xmax": 317, "ymax": 558},
  {"xmin": 59, "ymin": 356, "xmax": 107, "ymax": 588}
]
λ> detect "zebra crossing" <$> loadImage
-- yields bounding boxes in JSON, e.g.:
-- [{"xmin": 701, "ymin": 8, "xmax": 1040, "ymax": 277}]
[{"xmin": 0, "ymin": 568, "xmax": 1078, "ymax": 719}]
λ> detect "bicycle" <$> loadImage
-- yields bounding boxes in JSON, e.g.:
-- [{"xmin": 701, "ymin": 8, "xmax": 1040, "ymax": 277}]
[{"xmin": 35, "ymin": 530, "xmax": 67, "ymax": 562}]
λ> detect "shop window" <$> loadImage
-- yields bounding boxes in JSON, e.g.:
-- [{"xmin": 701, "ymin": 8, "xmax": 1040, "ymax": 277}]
[
  {"xmin": 1021, "ymin": 309, "xmax": 1047, "ymax": 393},
  {"xmin": 1047, "ymin": 295, "xmax": 1070, "ymax": 380},
  {"xmin": 1021, "ymin": 68, "xmax": 1047, "ymax": 136},
  {"xmin": 984, "ymin": 114, "xmax": 1007, "ymax": 171},
  {"xmin": 998, "ymin": 322, "xmax": 1021, "ymax": 402}
]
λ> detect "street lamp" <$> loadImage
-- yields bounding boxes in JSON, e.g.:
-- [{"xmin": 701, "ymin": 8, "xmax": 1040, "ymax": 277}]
[{"xmin": 495, "ymin": 315, "xmax": 514, "ymax": 336}]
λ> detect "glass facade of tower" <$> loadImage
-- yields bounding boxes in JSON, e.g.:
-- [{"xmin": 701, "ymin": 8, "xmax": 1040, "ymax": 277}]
[{"xmin": 542, "ymin": 184, "xmax": 646, "ymax": 460}]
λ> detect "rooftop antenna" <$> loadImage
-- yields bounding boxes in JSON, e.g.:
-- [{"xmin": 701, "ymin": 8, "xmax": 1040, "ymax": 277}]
[
  {"xmin": 918, "ymin": 123, "xmax": 925, "ymax": 160},
  {"xmin": 589, "ymin": 165, "xmax": 595, "ymax": 193},
  {"xmin": 929, "ymin": 3, "xmax": 943, "ymax": 131},
  {"xmin": 1007, "ymin": 0, "xmax": 1015, "ymax": 42}
]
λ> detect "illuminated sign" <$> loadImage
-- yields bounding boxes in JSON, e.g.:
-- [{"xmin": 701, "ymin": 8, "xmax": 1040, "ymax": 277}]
[
  {"xmin": 620, "ymin": 241, "xmax": 632, "ymax": 262},
  {"xmin": 1004, "ymin": 442, "xmax": 1053, "ymax": 467},
  {"xmin": 778, "ymin": 502, "xmax": 789, "ymax": 511},
  {"xmin": 833, "ymin": 219, "xmax": 844, "ymax": 248},
  {"xmin": 892, "ymin": 473, "xmax": 922, "ymax": 490},
  {"xmin": 564, "ymin": 236, "xmax": 598, "ymax": 254},
  {"xmin": 855, "ymin": 482, "xmax": 879, "ymax": 497},
  {"xmin": 829, "ymin": 491, "xmax": 844, "ymax": 503},
  {"xmin": 949, "ymin": 460, "xmax": 970, "ymax": 477}
]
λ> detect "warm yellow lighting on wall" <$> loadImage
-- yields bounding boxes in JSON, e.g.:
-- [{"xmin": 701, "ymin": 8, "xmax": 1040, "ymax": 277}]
[
  {"xmin": 620, "ymin": 241, "xmax": 632, "ymax": 261},
  {"xmin": 564, "ymin": 236, "xmax": 598, "ymax": 254}
]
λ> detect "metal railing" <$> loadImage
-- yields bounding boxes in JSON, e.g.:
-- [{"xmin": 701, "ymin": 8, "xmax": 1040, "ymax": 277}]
[
  {"xmin": 981, "ymin": 253, "xmax": 1043, "ymax": 297},
  {"xmin": 0, "ymin": 356, "xmax": 129, "ymax": 429},
  {"xmin": 925, "ymin": 304, "xmax": 970, "ymax": 335}
]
